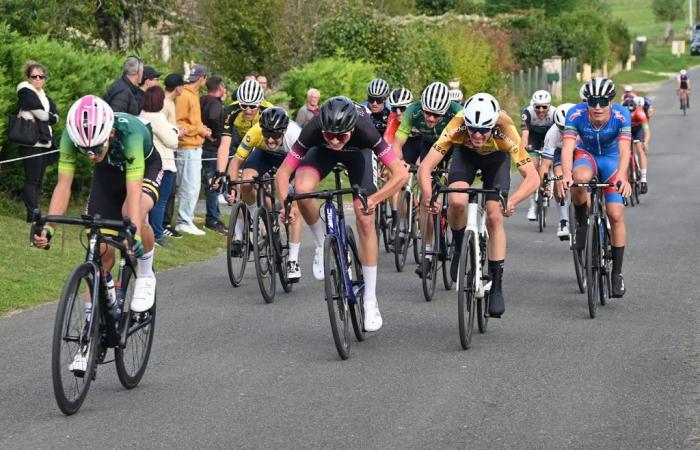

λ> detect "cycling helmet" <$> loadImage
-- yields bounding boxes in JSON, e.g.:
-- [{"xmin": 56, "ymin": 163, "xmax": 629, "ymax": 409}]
[
  {"xmin": 319, "ymin": 96, "xmax": 359, "ymax": 133},
  {"xmin": 633, "ymin": 96, "xmax": 645, "ymax": 108},
  {"xmin": 462, "ymin": 93, "xmax": 500, "ymax": 129},
  {"xmin": 554, "ymin": 103, "xmax": 575, "ymax": 128},
  {"xmin": 583, "ymin": 77, "xmax": 616, "ymax": 99},
  {"xmin": 237, "ymin": 79, "xmax": 264, "ymax": 105},
  {"xmin": 680, "ymin": 69, "xmax": 688, "ymax": 75},
  {"xmin": 622, "ymin": 98, "xmax": 636, "ymax": 112},
  {"xmin": 449, "ymin": 89, "xmax": 464, "ymax": 103},
  {"xmin": 624, "ymin": 85, "xmax": 633, "ymax": 93},
  {"xmin": 531, "ymin": 90, "xmax": 551, "ymax": 106},
  {"xmin": 421, "ymin": 82, "xmax": 451, "ymax": 115},
  {"xmin": 367, "ymin": 79, "xmax": 389, "ymax": 98},
  {"xmin": 388, "ymin": 87, "xmax": 413, "ymax": 107},
  {"xmin": 579, "ymin": 84, "xmax": 587, "ymax": 101},
  {"xmin": 259, "ymin": 107, "xmax": 289, "ymax": 133},
  {"xmin": 66, "ymin": 95, "xmax": 114, "ymax": 149}
]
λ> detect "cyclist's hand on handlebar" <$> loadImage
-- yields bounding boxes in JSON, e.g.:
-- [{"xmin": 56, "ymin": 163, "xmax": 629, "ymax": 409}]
[
  {"xmin": 226, "ymin": 187, "xmax": 238, "ymax": 204},
  {"xmin": 133, "ymin": 235, "xmax": 144, "ymax": 258},
  {"xmin": 562, "ymin": 173, "xmax": 574, "ymax": 191},
  {"xmin": 279, "ymin": 206, "xmax": 296, "ymax": 225},
  {"xmin": 362, "ymin": 195, "xmax": 378, "ymax": 215},
  {"xmin": 502, "ymin": 200, "xmax": 515, "ymax": 217},
  {"xmin": 33, "ymin": 225, "xmax": 54, "ymax": 249},
  {"xmin": 422, "ymin": 194, "xmax": 439, "ymax": 214},
  {"xmin": 617, "ymin": 179, "xmax": 632, "ymax": 198}
]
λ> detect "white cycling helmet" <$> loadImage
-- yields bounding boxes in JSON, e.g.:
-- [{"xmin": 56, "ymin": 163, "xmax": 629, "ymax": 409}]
[
  {"xmin": 367, "ymin": 79, "xmax": 389, "ymax": 98},
  {"xmin": 388, "ymin": 87, "xmax": 413, "ymax": 107},
  {"xmin": 680, "ymin": 69, "xmax": 688, "ymax": 76},
  {"xmin": 633, "ymin": 96, "xmax": 645, "ymax": 108},
  {"xmin": 421, "ymin": 82, "xmax": 451, "ymax": 115},
  {"xmin": 624, "ymin": 84, "xmax": 633, "ymax": 92},
  {"xmin": 579, "ymin": 84, "xmax": 587, "ymax": 101},
  {"xmin": 462, "ymin": 93, "xmax": 500, "ymax": 129},
  {"xmin": 66, "ymin": 95, "xmax": 114, "ymax": 149},
  {"xmin": 237, "ymin": 79, "xmax": 265, "ymax": 105},
  {"xmin": 531, "ymin": 90, "xmax": 551, "ymax": 106},
  {"xmin": 554, "ymin": 103, "xmax": 575, "ymax": 128},
  {"xmin": 449, "ymin": 89, "xmax": 464, "ymax": 103},
  {"xmin": 583, "ymin": 77, "xmax": 616, "ymax": 99}
]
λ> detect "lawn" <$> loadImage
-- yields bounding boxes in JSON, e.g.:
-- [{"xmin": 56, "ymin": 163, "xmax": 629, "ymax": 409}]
[{"xmin": 605, "ymin": 0, "xmax": 691, "ymax": 40}]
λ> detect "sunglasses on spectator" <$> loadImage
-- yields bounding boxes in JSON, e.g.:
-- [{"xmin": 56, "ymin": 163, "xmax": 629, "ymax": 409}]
[
  {"xmin": 587, "ymin": 97, "xmax": 610, "ymax": 108},
  {"xmin": 240, "ymin": 103, "xmax": 259, "ymax": 110},
  {"xmin": 368, "ymin": 97, "xmax": 386, "ymax": 104},
  {"xmin": 534, "ymin": 105, "xmax": 549, "ymax": 110},
  {"xmin": 322, "ymin": 131, "xmax": 352, "ymax": 144},
  {"xmin": 392, "ymin": 106, "xmax": 406, "ymax": 113},
  {"xmin": 467, "ymin": 126, "xmax": 493, "ymax": 136},
  {"xmin": 422, "ymin": 110, "xmax": 443, "ymax": 119},
  {"xmin": 30, "ymin": 74, "xmax": 46, "ymax": 80},
  {"xmin": 262, "ymin": 130, "xmax": 284, "ymax": 140}
]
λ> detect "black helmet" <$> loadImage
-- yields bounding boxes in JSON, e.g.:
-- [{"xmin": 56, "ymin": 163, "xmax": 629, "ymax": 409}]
[
  {"xmin": 319, "ymin": 96, "xmax": 359, "ymax": 133},
  {"xmin": 622, "ymin": 99, "xmax": 635, "ymax": 112},
  {"xmin": 260, "ymin": 107, "xmax": 289, "ymax": 133}
]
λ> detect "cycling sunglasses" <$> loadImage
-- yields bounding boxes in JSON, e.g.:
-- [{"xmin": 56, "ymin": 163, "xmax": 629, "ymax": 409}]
[
  {"xmin": 77, "ymin": 145, "xmax": 104, "ymax": 157},
  {"xmin": 262, "ymin": 130, "xmax": 284, "ymax": 140},
  {"xmin": 422, "ymin": 110, "xmax": 443, "ymax": 119},
  {"xmin": 322, "ymin": 131, "xmax": 352, "ymax": 144},
  {"xmin": 467, "ymin": 126, "xmax": 492, "ymax": 136},
  {"xmin": 587, "ymin": 97, "xmax": 610, "ymax": 108},
  {"xmin": 240, "ymin": 103, "xmax": 259, "ymax": 110},
  {"xmin": 392, "ymin": 106, "xmax": 406, "ymax": 113},
  {"xmin": 534, "ymin": 105, "xmax": 550, "ymax": 110},
  {"xmin": 368, "ymin": 96, "xmax": 386, "ymax": 104}
]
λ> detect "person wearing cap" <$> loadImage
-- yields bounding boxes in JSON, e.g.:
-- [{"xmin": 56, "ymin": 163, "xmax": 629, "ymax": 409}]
[
  {"xmin": 161, "ymin": 73, "xmax": 186, "ymax": 239},
  {"xmin": 137, "ymin": 66, "xmax": 162, "ymax": 110},
  {"xmin": 175, "ymin": 64, "xmax": 211, "ymax": 236},
  {"xmin": 105, "ymin": 55, "xmax": 143, "ymax": 116}
]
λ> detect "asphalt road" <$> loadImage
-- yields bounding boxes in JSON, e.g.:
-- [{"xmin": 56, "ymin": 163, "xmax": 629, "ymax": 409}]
[{"xmin": 2, "ymin": 74, "xmax": 699, "ymax": 449}]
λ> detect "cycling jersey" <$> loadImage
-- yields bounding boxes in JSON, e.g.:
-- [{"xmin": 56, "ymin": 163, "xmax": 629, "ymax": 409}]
[
  {"xmin": 58, "ymin": 112, "xmax": 153, "ymax": 181},
  {"xmin": 222, "ymin": 100, "xmax": 274, "ymax": 140},
  {"xmin": 679, "ymin": 74, "xmax": 689, "ymax": 90},
  {"xmin": 361, "ymin": 104, "xmax": 390, "ymax": 134},
  {"xmin": 235, "ymin": 120, "xmax": 302, "ymax": 160},
  {"xmin": 395, "ymin": 101, "xmax": 462, "ymax": 143},
  {"xmin": 563, "ymin": 104, "xmax": 631, "ymax": 156},
  {"xmin": 630, "ymin": 107, "xmax": 649, "ymax": 128},
  {"xmin": 521, "ymin": 105, "xmax": 556, "ymax": 151},
  {"xmin": 542, "ymin": 124, "xmax": 563, "ymax": 160},
  {"xmin": 432, "ymin": 111, "xmax": 531, "ymax": 168}
]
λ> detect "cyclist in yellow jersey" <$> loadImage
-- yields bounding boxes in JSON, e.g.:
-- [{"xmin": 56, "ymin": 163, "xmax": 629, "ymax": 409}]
[{"xmin": 418, "ymin": 93, "xmax": 539, "ymax": 317}]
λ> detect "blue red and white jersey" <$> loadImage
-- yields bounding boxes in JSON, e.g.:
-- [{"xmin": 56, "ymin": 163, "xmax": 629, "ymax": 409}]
[{"xmin": 563, "ymin": 103, "xmax": 631, "ymax": 155}]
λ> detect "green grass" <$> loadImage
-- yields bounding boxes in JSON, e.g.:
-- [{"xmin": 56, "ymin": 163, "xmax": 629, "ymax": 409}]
[
  {"xmin": 605, "ymin": 0, "xmax": 690, "ymax": 41},
  {"xmin": 0, "ymin": 197, "xmax": 226, "ymax": 317}
]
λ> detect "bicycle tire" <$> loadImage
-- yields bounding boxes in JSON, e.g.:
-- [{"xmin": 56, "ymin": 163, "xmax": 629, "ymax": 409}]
[
  {"xmin": 599, "ymin": 219, "xmax": 613, "ymax": 307},
  {"xmin": 537, "ymin": 191, "xmax": 545, "ymax": 232},
  {"xmin": 393, "ymin": 191, "xmax": 411, "ymax": 272},
  {"xmin": 633, "ymin": 158, "xmax": 642, "ymax": 205},
  {"xmin": 476, "ymin": 234, "xmax": 489, "ymax": 333},
  {"xmin": 115, "ymin": 270, "xmax": 156, "ymax": 389},
  {"xmin": 52, "ymin": 263, "xmax": 101, "ymax": 415},
  {"xmin": 226, "ymin": 202, "xmax": 249, "ymax": 287},
  {"xmin": 380, "ymin": 200, "xmax": 393, "ymax": 253},
  {"xmin": 275, "ymin": 217, "xmax": 293, "ymax": 294},
  {"xmin": 420, "ymin": 213, "xmax": 438, "ymax": 302},
  {"xmin": 457, "ymin": 231, "xmax": 477, "ymax": 350},
  {"xmin": 324, "ymin": 235, "xmax": 350, "ymax": 359},
  {"xmin": 253, "ymin": 207, "xmax": 276, "ymax": 303},
  {"xmin": 346, "ymin": 227, "xmax": 365, "ymax": 342},
  {"xmin": 569, "ymin": 203, "xmax": 586, "ymax": 294},
  {"xmin": 585, "ymin": 215, "xmax": 600, "ymax": 319},
  {"xmin": 412, "ymin": 201, "xmax": 421, "ymax": 265},
  {"xmin": 442, "ymin": 221, "xmax": 454, "ymax": 291},
  {"xmin": 627, "ymin": 166, "xmax": 636, "ymax": 207}
]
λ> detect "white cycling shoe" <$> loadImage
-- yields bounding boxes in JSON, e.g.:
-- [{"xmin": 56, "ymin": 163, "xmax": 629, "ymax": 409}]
[
  {"xmin": 557, "ymin": 220, "xmax": 570, "ymax": 240},
  {"xmin": 69, "ymin": 353, "xmax": 88, "ymax": 374},
  {"xmin": 527, "ymin": 206, "xmax": 537, "ymax": 221},
  {"xmin": 131, "ymin": 275, "xmax": 156, "ymax": 313},
  {"xmin": 312, "ymin": 247, "xmax": 324, "ymax": 280},
  {"xmin": 363, "ymin": 299, "xmax": 383, "ymax": 332}
]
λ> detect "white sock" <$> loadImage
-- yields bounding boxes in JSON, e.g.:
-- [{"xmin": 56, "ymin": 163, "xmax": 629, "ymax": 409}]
[
  {"xmin": 137, "ymin": 249, "xmax": 155, "ymax": 277},
  {"xmin": 362, "ymin": 265, "xmax": 377, "ymax": 302},
  {"xmin": 309, "ymin": 220, "xmax": 326, "ymax": 248},
  {"xmin": 560, "ymin": 200, "xmax": 569, "ymax": 222},
  {"xmin": 246, "ymin": 202, "xmax": 256, "ymax": 217},
  {"xmin": 425, "ymin": 244, "xmax": 433, "ymax": 260},
  {"xmin": 289, "ymin": 242, "xmax": 300, "ymax": 262},
  {"xmin": 234, "ymin": 217, "xmax": 244, "ymax": 240},
  {"xmin": 641, "ymin": 169, "xmax": 647, "ymax": 182}
]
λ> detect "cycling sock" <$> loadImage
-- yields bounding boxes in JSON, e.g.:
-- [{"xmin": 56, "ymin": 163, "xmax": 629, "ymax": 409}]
[
  {"xmin": 309, "ymin": 219, "xmax": 326, "ymax": 248},
  {"xmin": 640, "ymin": 169, "xmax": 647, "ymax": 182},
  {"xmin": 574, "ymin": 203, "xmax": 588, "ymax": 225},
  {"xmin": 612, "ymin": 246, "xmax": 624, "ymax": 275},
  {"xmin": 246, "ymin": 202, "xmax": 256, "ymax": 218},
  {"xmin": 559, "ymin": 199, "xmax": 570, "ymax": 222},
  {"xmin": 488, "ymin": 260, "xmax": 504, "ymax": 290},
  {"xmin": 425, "ymin": 244, "xmax": 433, "ymax": 260},
  {"xmin": 137, "ymin": 249, "xmax": 155, "ymax": 277},
  {"xmin": 529, "ymin": 195, "xmax": 536, "ymax": 209},
  {"xmin": 362, "ymin": 265, "xmax": 377, "ymax": 301},
  {"xmin": 288, "ymin": 242, "xmax": 300, "ymax": 262},
  {"xmin": 451, "ymin": 227, "xmax": 466, "ymax": 252},
  {"xmin": 234, "ymin": 217, "xmax": 244, "ymax": 240}
]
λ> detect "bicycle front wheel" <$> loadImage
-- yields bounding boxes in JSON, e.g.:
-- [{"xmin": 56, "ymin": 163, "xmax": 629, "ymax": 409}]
[
  {"xmin": 253, "ymin": 207, "xmax": 276, "ymax": 303},
  {"xmin": 275, "ymin": 218, "xmax": 293, "ymax": 294},
  {"xmin": 599, "ymin": 219, "xmax": 613, "ymax": 306},
  {"xmin": 537, "ymin": 191, "xmax": 545, "ymax": 232},
  {"xmin": 346, "ymin": 227, "xmax": 365, "ymax": 342},
  {"xmin": 569, "ymin": 203, "xmax": 586, "ymax": 294},
  {"xmin": 585, "ymin": 216, "xmax": 600, "ymax": 319},
  {"xmin": 420, "ymin": 213, "xmax": 438, "ymax": 302},
  {"xmin": 52, "ymin": 262, "xmax": 101, "ymax": 415},
  {"xmin": 324, "ymin": 235, "xmax": 350, "ymax": 359},
  {"xmin": 457, "ymin": 231, "xmax": 477, "ymax": 350},
  {"xmin": 393, "ymin": 191, "xmax": 411, "ymax": 272},
  {"xmin": 226, "ymin": 202, "xmax": 249, "ymax": 287}
]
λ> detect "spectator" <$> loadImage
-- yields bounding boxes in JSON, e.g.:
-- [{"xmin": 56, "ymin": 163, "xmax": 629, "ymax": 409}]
[
  {"xmin": 137, "ymin": 66, "xmax": 162, "ymax": 108},
  {"xmin": 244, "ymin": 73, "xmax": 257, "ymax": 81},
  {"xmin": 200, "ymin": 75, "xmax": 228, "ymax": 234},
  {"xmin": 256, "ymin": 74, "xmax": 268, "ymax": 92},
  {"xmin": 175, "ymin": 64, "xmax": 211, "ymax": 236},
  {"xmin": 105, "ymin": 55, "xmax": 143, "ymax": 115},
  {"xmin": 161, "ymin": 73, "xmax": 185, "ymax": 239},
  {"xmin": 296, "ymin": 88, "xmax": 320, "ymax": 127},
  {"xmin": 139, "ymin": 86, "xmax": 179, "ymax": 247},
  {"xmin": 15, "ymin": 61, "xmax": 59, "ymax": 222}
]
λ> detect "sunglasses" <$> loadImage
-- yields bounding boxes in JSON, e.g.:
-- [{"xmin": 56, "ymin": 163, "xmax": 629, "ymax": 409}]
[
  {"xmin": 240, "ymin": 103, "xmax": 259, "ymax": 110},
  {"xmin": 262, "ymin": 130, "xmax": 284, "ymax": 140},
  {"xmin": 322, "ymin": 131, "xmax": 351, "ymax": 144},
  {"xmin": 392, "ymin": 106, "xmax": 406, "ymax": 113},
  {"xmin": 534, "ymin": 105, "xmax": 549, "ymax": 110},
  {"xmin": 77, "ymin": 145, "xmax": 103, "ymax": 157},
  {"xmin": 368, "ymin": 97, "xmax": 386, "ymax": 104},
  {"xmin": 422, "ymin": 110, "xmax": 443, "ymax": 119},
  {"xmin": 587, "ymin": 97, "xmax": 610, "ymax": 108},
  {"xmin": 467, "ymin": 126, "xmax": 492, "ymax": 136},
  {"xmin": 30, "ymin": 75, "xmax": 46, "ymax": 80}
]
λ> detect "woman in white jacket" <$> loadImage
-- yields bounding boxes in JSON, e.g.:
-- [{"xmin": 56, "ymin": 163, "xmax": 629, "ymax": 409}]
[{"xmin": 140, "ymin": 86, "xmax": 181, "ymax": 247}]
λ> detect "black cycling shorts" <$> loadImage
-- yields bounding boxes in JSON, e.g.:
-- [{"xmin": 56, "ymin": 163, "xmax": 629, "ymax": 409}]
[
  {"xmin": 528, "ymin": 133, "xmax": 546, "ymax": 153},
  {"xmin": 631, "ymin": 125, "xmax": 644, "ymax": 142},
  {"xmin": 448, "ymin": 147, "xmax": 510, "ymax": 202},
  {"xmin": 241, "ymin": 148, "xmax": 286, "ymax": 175},
  {"xmin": 297, "ymin": 146, "xmax": 377, "ymax": 197},
  {"xmin": 402, "ymin": 136, "xmax": 425, "ymax": 165},
  {"xmin": 86, "ymin": 150, "xmax": 163, "ymax": 221}
]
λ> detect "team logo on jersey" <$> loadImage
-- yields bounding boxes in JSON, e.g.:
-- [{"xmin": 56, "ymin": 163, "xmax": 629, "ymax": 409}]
[
  {"xmin": 245, "ymin": 135, "xmax": 251, "ymax": 143},
  {"xmin": 521, "ymin": 113, "xmax": 528, "ymax": 122},
  {"xmin": 613, "ymin": 110, "xmax": 627, "ymax": 123},
  {"xmin": 568, "ymin": 109, "xmax": 583, "ymax": 121}
]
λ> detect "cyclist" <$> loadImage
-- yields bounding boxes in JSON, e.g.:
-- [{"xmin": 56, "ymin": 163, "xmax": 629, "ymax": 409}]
[
  {"xmin": 217, "ymin": 107, "xmax": 305, "ymax": 281},
  {"xmin": 32, "ymin": 96, "xmax": 162, "ymax": 370},
  {"xmin": 383, "ymin": 87, "xmax": 414, "ymax": 232},
  {"xmin": 275, "ymin": 96, "xmax": 408, "ymax": 331},
  {"xmin": 362, "ymin": 78, "xmax": 391, "ymax": 134},
  {"xmin": 677, "ymin": 69, "xmax": 691, "ymax": 109},
  {"xmin": 621, "ymin": 85, "xmax": 636, "ymax": 102},
  {"xmin": 418, "ymin": 93, "xmax": 539, "ymax": 317},
  {"xmin": 449, "ymin": 88, "xmax": 464, "ymax": 105},
  {"xmin": 541, "ymin": 103, "xmax": 576, "ymax": 239},
  {"xmin": 562, "ymin": 77, "xmax": 632, "ymax": 298},
  {"xmin": 520, "ymin": 90, "xmax": 555, "ymax": 221},
  {"xmin": 624, "ymin": 97, "xmax": 651, "ymax": 194}
]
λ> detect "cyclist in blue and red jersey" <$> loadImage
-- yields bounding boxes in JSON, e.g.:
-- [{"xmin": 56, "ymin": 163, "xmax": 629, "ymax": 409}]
[{"xmin": 562, "ymin": 77, "xmax": 632, "ymax": 298}]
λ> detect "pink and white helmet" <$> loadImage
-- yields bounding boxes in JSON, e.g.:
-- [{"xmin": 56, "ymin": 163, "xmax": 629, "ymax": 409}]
[{"xmin": 66, "ymin": 95, "xmax": 114, "ymax": 149}]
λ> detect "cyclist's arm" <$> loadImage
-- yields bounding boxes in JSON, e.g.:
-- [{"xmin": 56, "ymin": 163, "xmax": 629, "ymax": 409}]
[
  {"xmin": 561, "ymin": 135, "xmax": 576, "ymax": 180},
  {"xmin": 642, "ymin": 123, "xmax": 651, "ymax": 147},
  {"xmin": 275, "ymin": 159, "xmax": 294, "ymax": 205},
  {"xmin": 417, "ymin": 147, "xmax": 445, "ymax": 205},
  {"xmin": 125, "ymin": 178, "xmax": 144, "ymax": 236},
  {"xmin": 391, "ymin": 134, "xmax": 407, "ymax": 160},
  {"xmin": 372, "ymin": 156, "xmax": 407, "ymax": 205},
  {"xmin": 617, "ymin": 137, "xmax": 631, "ymax": 180}
]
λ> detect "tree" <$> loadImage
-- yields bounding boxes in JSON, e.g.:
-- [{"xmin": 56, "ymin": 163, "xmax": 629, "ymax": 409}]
[
  {"xmin": 652, "ymin": 0, "xmax": 685, "ymax": 23},
  {"xmin": 416, "ymin": 0, "xmax": 456, "ymax": 15}
]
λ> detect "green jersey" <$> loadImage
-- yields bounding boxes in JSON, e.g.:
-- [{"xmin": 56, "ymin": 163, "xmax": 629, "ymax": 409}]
[
  {"xmin": 59, "ymin": 112, "xmax": 153, "ymax": 181},
  {"xmin": 396, "ymin": 101, "xmax": 462, "ymax": 143}
]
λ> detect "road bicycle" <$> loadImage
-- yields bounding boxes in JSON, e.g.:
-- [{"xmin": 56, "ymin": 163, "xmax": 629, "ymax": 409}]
[
  {"xmin": 628, "ymin": 144, "xmax": 642, "ymax": 207},
  {"xmin": 393, "ymin": 164, "xmax": 421, "ymax": 272},
  {"xmin": 285, "ymin": 165, "xmax": 367, "ymax": 360},
  {"xmin": 536, "ymin": 172, "xmax": 553, "ymax": 232},
  {"xmin": 375, "ymin": 164, "xmax": 395, "ymax": 253},
  {"xmin": 30, "ymin": 211, "xmax": 155, "ymax": 415},
  {"xmin": 679, "ymin": 89, "xmax": 689, "ymax": 115}
]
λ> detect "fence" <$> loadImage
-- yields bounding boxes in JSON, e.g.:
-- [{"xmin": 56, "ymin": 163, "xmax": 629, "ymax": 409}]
[{"xmin": 506, "ymin": 57, "xmax": 578, "ymax": 99}]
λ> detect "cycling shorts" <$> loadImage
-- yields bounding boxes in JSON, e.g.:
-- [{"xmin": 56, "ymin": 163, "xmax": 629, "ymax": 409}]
[
  {"xmin": 86, "ymin": 149, "xmax": 163, "ymax": 221},
  {"xmin": 297, "ymin": 146, "xmax": 378, "ymax": 198},
  {"xmin": 401, "ymin": 136, "xmax": 425, "ymax": 165},
  {"xmin": 241, "ymin": 148, "xmax": 285, "ymax": 176},
  {"xmin": 528, "ymin": 133, "xmax": 546, "ymax": 156},
  {"xmin": 573, "ymin": 149, "xmax": 623, "ymax": 205},
  {"xmin": 448, "ymin": 146, "xmax": 510, "ymax": 202},
  {"xmin": 631, "ymin": 125, "xmax": 644, "ymax": 142}
]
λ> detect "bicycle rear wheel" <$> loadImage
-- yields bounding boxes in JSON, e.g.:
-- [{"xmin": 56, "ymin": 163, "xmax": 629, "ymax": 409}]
[
  {"xmin": 599, "ymin": 219, "xmax": 613, "ymax": 306},
  {"xmin": 346, "ymin": 227, "xmax": 365, "ymax": 342},
  {"xmin": 457, "ymin": 231, "xmax": 477, "ymax": 350},
  {"xmin": 412, "ymin": 202, "xmax": 421, "ymax": 265},
  {"xmin": 52, "ymin": 263, "xmax": 101, "ymax": 415},
  {"xmin": 633, "ymin": 154, "xmax": 642, "ymax": 205},
  {"xmin": 569, "ymin": 203, "xmax": 586, "ymax": 294},
  {"xmin": 420, "ymin": 213, "xmax": 438, "ymax": 302},
  {"xmin": 380, "ymin": 199, "xmax": 393, "ymax": 253},
  {"xmin": 476, "ymin": 234, "xmax": 489, "ymax": 333},
  {"xmin": 226, "ymin": 202, "xmax": 249, "ymax": 287},
  {"xmin": 275, "ymin": 218, "xmax": 293, "ymax": 293},
  {"xmin": 393, "ymin": 191, "xmax": 411, "ymax": 272},
  {"xmin": 585, "ymin": 216, "xmax": 600, "ymax": 319},
  {"xmin": 324, "ymin": 235, "xmax": 350, "ymax": 359},
  {"xmin": 253, "ymin": 207, "xmax": 276, "ymax": 303},
  {"xmin": 115, "ymin": 269, "xmax": 156, "ymax": 389}
]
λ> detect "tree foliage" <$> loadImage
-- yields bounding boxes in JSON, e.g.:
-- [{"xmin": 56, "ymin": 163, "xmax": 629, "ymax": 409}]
[
  {"xmin": 652, "ymin": 0, "xmax": 685, "ymax": 23},
  {"xmin": 416, "ymin": 0, "xmax": 457, "ymax": 15}
]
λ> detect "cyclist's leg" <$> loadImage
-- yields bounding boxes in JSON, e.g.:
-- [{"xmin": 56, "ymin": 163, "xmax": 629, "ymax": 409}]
[
  {"xmin": 552, "ymin": 152, "xmax": 570, "ymax": 236},
  {"xmin": 241, "ymin": 149, "xmax": 265, "ymax": 215},
  {"xmin": 571, "ymin": 149, "xmax": 596, "ymax": 249},
  {"xmin": 526, "ymin": 138, "xmax": 543, "ymax": 219},
  {"xmin": 598, "ymin": 153, "xmax": 627, "ymax": 296},
  {"xmin": 445, "ymin": 147, "xmax": 477, "ymax": 281}
]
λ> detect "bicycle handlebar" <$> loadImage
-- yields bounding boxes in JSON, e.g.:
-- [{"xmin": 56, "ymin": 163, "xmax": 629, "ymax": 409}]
[
  {"xmin": 283, "ymin": 184, "xmax": 369, "ymax": 220},
  {"xmin": 430, "ymin": 185, "xmax": 507, "ymax": 211}
]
